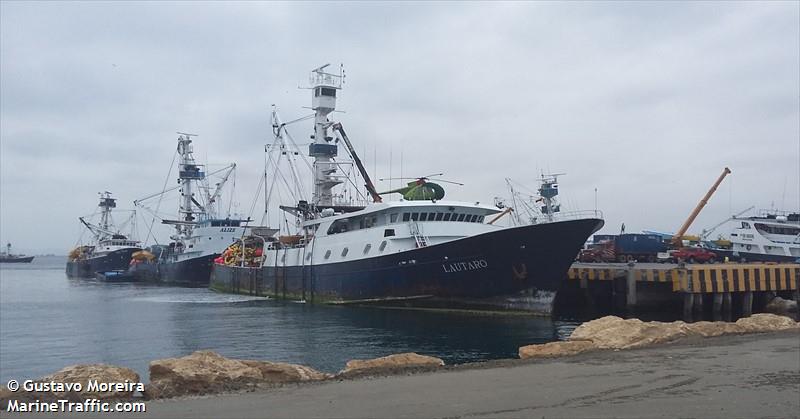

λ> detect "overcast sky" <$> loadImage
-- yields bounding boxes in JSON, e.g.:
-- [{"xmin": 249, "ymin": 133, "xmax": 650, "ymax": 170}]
[{"xmin": 1, "ymin": 1, "xmax": 798, "ymax": 254}]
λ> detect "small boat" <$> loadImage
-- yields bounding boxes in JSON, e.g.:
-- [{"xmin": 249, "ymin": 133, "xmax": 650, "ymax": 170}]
[{"xmin": 0, "ymin": 243, "xmax": 34, "ymax": 263}]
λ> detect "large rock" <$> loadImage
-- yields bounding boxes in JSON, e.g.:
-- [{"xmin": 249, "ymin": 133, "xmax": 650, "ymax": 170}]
[
  {"xmin": 519, "ymin": 340, "xmax": 595, "ymax": 359},
  {"xmin": 569, "ymin": 316, "xmax": 691, "ymax": 349},
  {"xmin": 765, "ymin": 297, "xmax": 798, "ymax": 314},
  {"xmin": 147, "ymin": 351, "xmax": 329, "ymax": 399},
  {"xmin": 338, "ymin": 353, "xmax": 444, "ymax": 377},
  {"xmin": 0, "ymin": 364, "xmax": 140, "ymax": 409},
  {"xmin": 683, "ymin": 321, "xmax": 743, "ymax": 337},
  {"xmin": 735, "ymin": 313, "xmax": 800, "ymax": 333}
]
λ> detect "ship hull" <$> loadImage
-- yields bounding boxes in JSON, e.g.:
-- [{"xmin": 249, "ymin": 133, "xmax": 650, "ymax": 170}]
[
  {"xmin": 65, "ymin": 248, "xmax": 139, "ymax": 278},
  {"xmin": 129, "ymin": 254, "xmax": 218, "ymax": 287},
  {"xmin": 0, "ymin": 256, "xmax": 34, "ymax": 263},
  {"xmin": 211, "ymin": 218, "xmax": 603, "ymax": 303},
  {"xmin": 712, "ymin": 249, "xmax": 799, "ymax": 263}
]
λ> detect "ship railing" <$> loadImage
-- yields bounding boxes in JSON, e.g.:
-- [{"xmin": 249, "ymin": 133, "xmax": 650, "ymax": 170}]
[{"xmin": 540, "ymin": 210, "xmax": 604, "ymax": 223}]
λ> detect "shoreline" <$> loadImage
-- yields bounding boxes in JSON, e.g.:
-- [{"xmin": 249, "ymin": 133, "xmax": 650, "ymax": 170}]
[{"xmin": 4, "ymin": 330, "xmax": 798, "ymax": 418}]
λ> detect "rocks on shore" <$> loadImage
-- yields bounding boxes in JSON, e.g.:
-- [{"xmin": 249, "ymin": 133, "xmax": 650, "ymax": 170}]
[
  {"xmin": 518, "ymin": 340, "xmax": 595, "ymax": 359},
  {"xmin": 338, "ymin": 353, "xmax": 445, "ymax": 377},
  {"xmin": 147, "ymin": 350, "xmax": 330, "ymax": 399},
  {"xmin": 519, "ymin": 313, "xmax": 799, "ymax": 359},
  {"xmin": 764, "ymin": 296, "xmax": 798, "ymax": 314},
  {"xmin": 0, "ymin": 364, "xmax": 140, "ymax": 408}
]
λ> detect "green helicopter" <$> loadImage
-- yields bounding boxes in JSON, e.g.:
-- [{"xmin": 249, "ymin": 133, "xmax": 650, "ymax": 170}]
[{"xmin": 378, "ymin": 174, "xmax": 463, "ymax": 201}]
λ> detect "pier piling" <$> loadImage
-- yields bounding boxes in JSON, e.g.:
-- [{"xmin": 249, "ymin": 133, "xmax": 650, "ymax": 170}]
[
  {"xmin": 626, "ymin": 264, "xmax": 637, "ymax": 310},
  {"xmin": 742, "ymin": 291, "xmax": 753, "ymax": 317},
  {"xmin": 712, "ymin": 293, "xmax": 723, "ymax": 321}
]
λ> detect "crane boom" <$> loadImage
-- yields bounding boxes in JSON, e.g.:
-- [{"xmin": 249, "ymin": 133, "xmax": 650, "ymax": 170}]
[
  {"xmin": 672, "ymin": 167, "xmax": 731, "ymax": 246},
  {"xmin": 331, "ymin": 123, "xmax": 383, "ymax": 203}
]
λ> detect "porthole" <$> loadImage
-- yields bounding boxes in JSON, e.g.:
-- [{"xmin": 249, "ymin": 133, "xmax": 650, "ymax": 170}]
[
  {"xmin": 379, "ymin": 241, "xmax": 387, "ymax": 252},
  {"xmin": 324, "ymin": 250, "xmax": 331, "ymax": 259},
  {"xmin": 341, "ymin": 247, "xmax": 349, "ymax": 257},
  {"xmin": 363, "ymin": 244, "xmax": 372, "ymax": 254}
]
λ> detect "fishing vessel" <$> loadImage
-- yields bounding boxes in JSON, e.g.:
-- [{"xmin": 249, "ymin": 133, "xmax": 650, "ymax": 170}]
[
  {"xmin": 130, "ymin": 134, "xmax": 249, "ymax": 286},
  {"xmin": 0, "ymin": 243, "xmax": 34, "ymax": 263},
  {"xmin": 66, "ymin": 192, "xmax": 141, "ymax": 277},
  {"xmin": 210, "ymin": 65, "xmax": 604, "ymax": 305},
  {"xmin": 708, "ymin": 209, "xmax": 800, "ymax": 262}
]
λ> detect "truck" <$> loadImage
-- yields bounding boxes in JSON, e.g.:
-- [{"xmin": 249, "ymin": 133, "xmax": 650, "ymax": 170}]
[
  {"xmin": 579, "ymin": 233, "xmax": 668, "ymax": 263},
  {"xmin": 669, "ymin": 247, "xmax": 718, "ymax": 264}
]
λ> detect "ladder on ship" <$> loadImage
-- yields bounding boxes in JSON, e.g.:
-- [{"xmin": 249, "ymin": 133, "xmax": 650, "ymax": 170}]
[{"xmin": 409, "ymin": 222, "xmax": 429, "ymax": 248}]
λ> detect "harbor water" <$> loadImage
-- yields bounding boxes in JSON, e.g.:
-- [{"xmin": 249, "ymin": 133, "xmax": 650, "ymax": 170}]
[{"xmin": 0, "ymin": 256, "xmax": 577, "ymax": 382}]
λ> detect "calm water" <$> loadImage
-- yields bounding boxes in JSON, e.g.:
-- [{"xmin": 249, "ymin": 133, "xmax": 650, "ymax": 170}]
[{"xmin": 0, "ymin": 256, "xmax": 576, "ymax": 382}]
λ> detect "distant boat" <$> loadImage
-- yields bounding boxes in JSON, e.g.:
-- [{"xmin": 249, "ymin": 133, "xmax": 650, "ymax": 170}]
[{"xmin": 0, "ymin": 243, "xmax": 34, "ymax": 263}]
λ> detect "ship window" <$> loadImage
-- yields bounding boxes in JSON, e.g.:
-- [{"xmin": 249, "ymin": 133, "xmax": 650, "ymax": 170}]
[
  {"xmin": 428, "ymin": 212, "xmax": 436, "ymax": 221},
  {"xmin": 443, "ymin": 213, "xmax": 452, "ymax": 221},
  {"xmin": 420, "ymin": 213, "xmax": 428, "ymax": 221},
  {"xmin": 328, "ymin": 219, "xmax": 349, "ymax": 235},
  {"xmin": 478, "ymin": 216, "xmax": 485, "ymax": 223},
  {"xmin": 341, "ymin": 247, "xmax": 349, "ymax": 257},
  {"xmin": 411, "ymin": 213, "xmax": 419, "ymax": 221},
  {"xmin": 324, "ymin": 250, "xmax": 331, "ymax": 259},
  {"xmin": 741, "ymin": 222, "xmax": 751, "ymax": 229},
  {"xmin": 363, "ymin": 244, "xmax": 371, "ymax": 254},
  {"xmin": 390, "ymin": 213, "xmax": 398, "ymax": 223},
  {"xmin": 320, "ymin": 87, "xmax": 336, "ymax": 97},
  {"xmin": 470, "ymin": 215, "xmax": 478, "ymax": 222},
  {"xmin": 435, "ymin": 213, "xmax": 444, "ymax": 221},
  {"xmin": 402, "ymin": 213, "xmax": 410, "ymax": 222},
  {"xmin": 457, "ymin": 214, "xmax": 466, "ymax": 222},
  {"xmin": 384, "ymin": 229, "xmax": 395, "ymax": 237},
  {"xmin": 379, "ymin": 241, "xmax": 387, "ymax": 251}
]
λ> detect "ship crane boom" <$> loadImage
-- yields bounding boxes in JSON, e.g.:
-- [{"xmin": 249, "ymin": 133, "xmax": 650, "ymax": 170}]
[
  {"xmin": 331, "ymin": 122, "xmax": 382, "ymax": 203},
  {"xmin": 672, "ymin": 167, "xmax": 731, "ymax": 246}
]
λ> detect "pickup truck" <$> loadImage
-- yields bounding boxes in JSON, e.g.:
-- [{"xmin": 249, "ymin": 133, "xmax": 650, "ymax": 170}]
[{"xmin": 670, "ymin": 247, "xmax": 717, "ymax": 264}]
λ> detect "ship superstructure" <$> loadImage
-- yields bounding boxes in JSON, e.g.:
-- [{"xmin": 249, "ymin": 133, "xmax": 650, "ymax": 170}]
[{"xmin": 712, "ymin": 209, "xmax": 800, "ymax": 262}]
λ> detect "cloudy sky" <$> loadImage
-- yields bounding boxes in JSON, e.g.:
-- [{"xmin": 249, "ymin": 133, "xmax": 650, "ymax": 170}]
[{"xmin": 1, "ymin": 1, "xmax": 798, "ymax": 254}]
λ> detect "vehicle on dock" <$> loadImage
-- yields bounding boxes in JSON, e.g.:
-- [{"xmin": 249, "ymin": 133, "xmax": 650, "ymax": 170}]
[
  {"xmin": 66, "ymin": 192, "xmax": 142, "ymax": 278},
  {"xmin": 0, "ymin": 243, "xmax": 34, "ymax": 263},
  {"xmin": 210, "ymin": 64, "xmax": 604, "ymax": 305},
  {"xmin": 578, "ymin": 233, "xmax": 668, "ymax": 263},
  {"xmin": 131, "ymin": 134, "xmax": 249, "ymax": 286},
  {"xmin": 669, "ymin": 247, "xmax": 717, "ymax": 264}
]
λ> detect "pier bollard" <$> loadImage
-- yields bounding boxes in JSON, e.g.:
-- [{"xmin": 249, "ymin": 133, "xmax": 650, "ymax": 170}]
[
  {"xmin": 626, "ymin": 263, "xmax": 637, "ymax": 310},
  {"xmin": 742, "ymin": 291, "xmax": 753, "ymax": 318}
]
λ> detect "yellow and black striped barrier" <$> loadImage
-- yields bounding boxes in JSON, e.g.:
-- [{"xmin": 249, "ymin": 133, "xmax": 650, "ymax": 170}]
[{"xmin": 568, "ymin": 263, "xmax": 799, "ymax": 294}]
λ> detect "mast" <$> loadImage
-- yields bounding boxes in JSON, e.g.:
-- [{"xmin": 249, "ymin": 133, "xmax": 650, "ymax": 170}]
[
  {"xmin": 176, "ymin": 132, "xmax": 204, "ymax": 240},
  {"xmin": 538, "ymin": 173, "xmax": 564, "ymax": 223},
  {"xmin": 308, "ymin": 64, "xmax": 344, "ymax": 207},
  {"xmin": 98, "ymin": 191, "xmax": 117, "ymax": 239}
]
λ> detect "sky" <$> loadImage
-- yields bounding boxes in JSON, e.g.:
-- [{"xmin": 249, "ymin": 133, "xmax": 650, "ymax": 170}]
[{"xmin": 1, "ymin": 1, "xmax": 798, "ymax": 254}]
